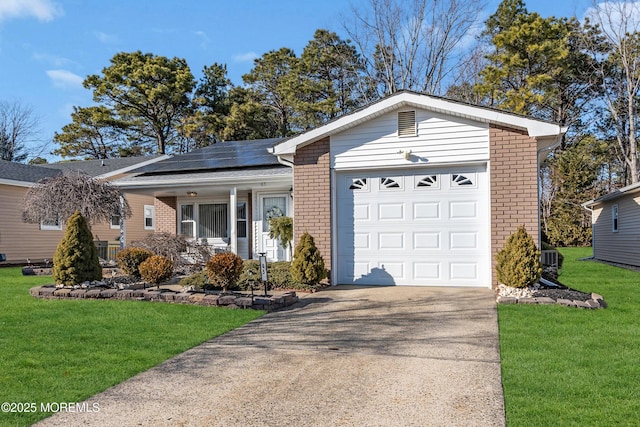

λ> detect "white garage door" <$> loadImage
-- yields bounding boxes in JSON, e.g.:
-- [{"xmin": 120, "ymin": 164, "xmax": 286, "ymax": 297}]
[{"xmin": 336, "ymin": 165, "xmax": 489, "ymax": 287}]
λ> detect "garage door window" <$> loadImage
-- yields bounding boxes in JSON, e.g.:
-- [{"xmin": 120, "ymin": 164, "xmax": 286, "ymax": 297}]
[
  {"xmin": 452, "ymin": 173, "xmax": 475, "ymax": 187},
  {"xmin": 349, "ymin": 178, "xmax": 368, "ymax": 191},
  {"xmin": 415, "ymin": 175, "xmax": 439, "ymax": 189},
  {"xmin": 380, "ymin": 177, "xmax": 402, "ymax": 190}
]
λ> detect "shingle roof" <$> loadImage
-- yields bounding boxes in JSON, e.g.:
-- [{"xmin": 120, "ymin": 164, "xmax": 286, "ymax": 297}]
[
  {"xmin": 132, "ymin": 139, "xmax": 284, "ymax": 175},
  {"xmin": 0, "ymin": 159, "xmax": 61, "ymax": 183},
  {"xmin": 42, "ymin": 155, "xmax": 164, "ymax": 177}
]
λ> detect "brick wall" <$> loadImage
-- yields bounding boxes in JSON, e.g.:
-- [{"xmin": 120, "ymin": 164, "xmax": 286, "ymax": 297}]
[
  {"xmin": 490, "ymin": 124, "xmax": 540, "ymax": 287},
  {"xmin": 293, "ymin": 137, "xmax": 332, "ymax": 273},
  {"xmin": 155, "ymin": 196, "xmax": 177, "ymax": 234}
]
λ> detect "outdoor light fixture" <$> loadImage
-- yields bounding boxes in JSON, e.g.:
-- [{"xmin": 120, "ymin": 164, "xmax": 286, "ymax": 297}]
[{"xmin": 187, "ymin": 191, "xmax": 198, "ymax": 197}]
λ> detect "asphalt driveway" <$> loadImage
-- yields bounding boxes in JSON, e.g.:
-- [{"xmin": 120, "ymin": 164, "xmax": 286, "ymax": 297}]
[{"xmin": 37, "ymin": 286, "xmax": 505, "ymax": 426}]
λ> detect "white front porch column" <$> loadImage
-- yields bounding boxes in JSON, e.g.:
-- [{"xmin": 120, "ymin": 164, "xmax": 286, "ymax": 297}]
[{"xmin": 229, "ymin": 187, "xmax": 237, "ymax": 254}]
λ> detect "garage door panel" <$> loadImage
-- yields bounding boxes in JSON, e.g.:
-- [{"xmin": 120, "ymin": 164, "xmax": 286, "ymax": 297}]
[
  {"xmin": 413, "ymin": 232, "xmax": 440, "ymax": 249},
  {"xmin": 337, "ymin": 167, "xmax": 489, "ymax": 286},
  {"xmin": 378, "ymin": 203, "xmax": 404, "ymax": 220},
  {"xmin": 413, "ymin": 202, "xmax": 440, "ymax": 220}
]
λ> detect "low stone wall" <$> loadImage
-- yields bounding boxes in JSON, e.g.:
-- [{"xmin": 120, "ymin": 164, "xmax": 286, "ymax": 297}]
[
  {"xmin": 30, "ymin": 285, "xmax": 298, "ymax": 312},
  {"xmin": 497, "ymin": 293, "xmax": 607, "ymax": 309}
]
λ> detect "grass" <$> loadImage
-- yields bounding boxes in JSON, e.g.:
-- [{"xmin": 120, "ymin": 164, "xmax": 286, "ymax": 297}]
[
  {"xmin": 0, "ymin": 268, "xmax": 264, "ymax": 426},
  {"xmin": 499, "ymin": 247, "xmax": 640, "ymax": 426}
]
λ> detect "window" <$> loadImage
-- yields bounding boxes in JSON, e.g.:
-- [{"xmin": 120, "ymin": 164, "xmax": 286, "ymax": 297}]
[
  {"xmin": 262, "ymin": 197, "xmax": 286, "ymax": 232},
  {"xmin": 180, "ymin": 204, "xmax": 195, "ymax": 238},
  {"xmin": 40, "ymin": 216, "xmax": 61, "ymax": 231},
  {"xmin": 199, "ymin": 203, "xmax": 228, "ymax": 238},
  {"xmin": 237, "ymin": 202, "xmax": 247, "ymax": 238},
  {"xmin": 612, "ymin": 204, "xmax": 619, "ymax": 232},
  {"xmin": 110, "ymin": 214, "xmax": 121, "ymax": 229},
  {"xmin": 349, "ymin": 178, "xmax": 368, "ymax": 190},
  {"xmin": 398, "ymin": 110, "xmax": 416, "ymax": 137},
  {"xmin": 144, "ymin": 205, "xmax": 155, "ymax": 230}
]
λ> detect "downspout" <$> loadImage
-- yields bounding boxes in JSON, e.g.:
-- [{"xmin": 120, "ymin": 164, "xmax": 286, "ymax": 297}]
[{"xmin": 536, "ymin": 130, "xmax": 566, "ymax": 247}]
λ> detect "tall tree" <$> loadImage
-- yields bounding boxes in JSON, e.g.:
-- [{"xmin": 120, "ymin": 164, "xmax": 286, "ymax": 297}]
[
  {"xmin": 84, "ymin": 51, "xmax": 196, "ymax": 155},
  {"xmin": 53, "ymin": 106, "xmax": 125, "ymax": 159},
  {"xmin": 220, "ymin": 87, "xmax": 280, "ymax": 141},
  {"xmin": 476, "ymin": 0, "xmax": 597, "ymax": 131},
  {"xmin": 294, "ymin": 29, "xmax": 368, "ymax": 129},
  {"xmin": 0, "ymin": 100, "xmax": 39, "ymax": 163},
  {"xmin": 180, "ymin": 62, "xmax": 234, "ymax": 149},
  {"xmin": 242, "ymin": 48, "xmax": 299, "ymax": 137},
  {"xmin": 585, "ymin": 1, "xmax": 640, "ymax": 184},
  {"xmin": 342, "ymin": 0, "xmax": 482, "ymax": 97}
]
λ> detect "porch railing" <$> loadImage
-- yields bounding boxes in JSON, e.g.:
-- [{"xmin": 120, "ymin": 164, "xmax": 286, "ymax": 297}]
[{"xmin": 94, "ymin": 240, "xmax": 121, "ymax": 262}]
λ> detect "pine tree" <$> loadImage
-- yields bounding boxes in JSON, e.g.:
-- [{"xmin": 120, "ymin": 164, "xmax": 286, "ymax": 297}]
[
  {"xmin": 291, "ymin": 232, "xmax": 326, "ymax": 286},
  {"xmin": 495, "ymin": 226, "xmax": 542, "ymax": 288},
  {"xmin": 52, "ymin": 211, "xmax": 102, "ymax": 285}
]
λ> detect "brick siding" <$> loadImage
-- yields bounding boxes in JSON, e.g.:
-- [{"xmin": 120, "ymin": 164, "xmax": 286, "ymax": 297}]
[
  {"xmin": 293, "ymin": 137, "xmax": 332, "ymax": 273},
  {"xmin": 490, "ymin": 124, "xmax": 540, "ymax": 287},
  {"xmin": 155, "ymin": 196, "xmax": 177, "ymax": 234}
]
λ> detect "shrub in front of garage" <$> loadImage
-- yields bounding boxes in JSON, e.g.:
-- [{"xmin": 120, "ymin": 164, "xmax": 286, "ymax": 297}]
[
  {"xmin": 291, "ymin": 232, "xmax": 326, "ymax": 287},
  {"xmin": 496, "ymin": 226, "xmax": 542, "ymax": 288}
]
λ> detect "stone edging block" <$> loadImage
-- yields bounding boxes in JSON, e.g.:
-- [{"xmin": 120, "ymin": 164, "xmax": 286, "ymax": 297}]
[
  {"xmin": 30, "ymin": 285, "xmax": 298, "ymax": 312},
  {"xmin": 497, "ymin": 293, "xmax": 606, "ymax": 309}
]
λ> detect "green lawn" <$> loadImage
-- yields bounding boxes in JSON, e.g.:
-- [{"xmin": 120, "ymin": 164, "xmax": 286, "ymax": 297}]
[
  {"xmin": 0, "ymin": 268, "xmax": 264, "ymax": 426},
  {"xmin": 499, "ymin": 247, "xmax": 640, "ymax": 426}
]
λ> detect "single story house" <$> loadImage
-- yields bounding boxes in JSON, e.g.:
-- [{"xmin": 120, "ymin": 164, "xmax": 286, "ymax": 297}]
[
  {"xmin": 118, "ymin": 90, "xmax": 566, "ymax": 288},
  {"xmin": 0, "ymin": 156, "xmax": 164, "ymax": 264},
  {"xmin": 583, "ymin": 182, "xmax": 640, "ymax": 267}
]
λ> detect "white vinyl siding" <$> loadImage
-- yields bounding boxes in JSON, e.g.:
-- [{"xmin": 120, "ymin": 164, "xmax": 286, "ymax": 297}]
[
  {"xmin": 592, "ymin": 195, "xmax": 640, "ymax": 266},
  {"xmin": 332, "ymin": 108, "xmax": 489, "ymax": 170}
]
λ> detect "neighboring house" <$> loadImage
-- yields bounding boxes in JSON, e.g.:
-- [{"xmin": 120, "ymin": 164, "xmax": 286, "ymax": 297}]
[
  {"xmin": 114, "ymin": 138, "xmax": 292, "ymax": 261},
  {"xmin": 583, "ymin": 182, "xmax": 640, "ymax": 267},
  {"xmin": 0, "ymin": 156, "xmax": 165, "ymax": 264},
  {"xmin": 118, "ymin": 91, "xmax": 565, "ymax": 288}
]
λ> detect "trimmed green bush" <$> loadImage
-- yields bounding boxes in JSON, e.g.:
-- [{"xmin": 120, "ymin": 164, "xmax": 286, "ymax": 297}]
[
  {"xmin": 139, "ymin": 255, "xmax": 174, "ymax": 288},
  {"xmin": 53, "ymin": 211, "xmax": 102, "ymax": 285},
  {"xmin": 206, "ymin": 252, "xmax": 244, "ymax": 293},
  {"xmin": 116, "ymin": 247, "xmax": 154, "ymax": 278},
  {"xmin": 291, "ymin": 232, "xmax": 326, "ymax": 286},
  {"xmin": 496, "ymin": 226, "xmax": 542, "ymax": 288}
]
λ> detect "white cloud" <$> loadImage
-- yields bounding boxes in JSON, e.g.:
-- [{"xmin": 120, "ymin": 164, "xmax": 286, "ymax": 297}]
[
  {"xmin": 46, "ymin": 69, "xmax": 83, "ymax": 89},
  {"xmin": 95, "ymin": 31, "xmax": 118, "ymax": 44},
  {"xmin": 0, "ymin": 0, "xmax": 63, "ymax": 23},
  {"xmin": 232, "ymin": 51, "xmax": 258, "ymax": 63}
]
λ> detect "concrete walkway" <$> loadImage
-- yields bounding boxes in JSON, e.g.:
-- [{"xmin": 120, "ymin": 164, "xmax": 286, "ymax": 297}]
[{"xmin": 37, "ymin": 286, "xmax": 505, "ymax": 427}]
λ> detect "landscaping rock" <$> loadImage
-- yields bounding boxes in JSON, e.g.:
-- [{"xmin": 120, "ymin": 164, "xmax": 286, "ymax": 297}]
[
  {"xmin": 217, "ymin": 295, "xmax": 236, "ymax": 305},
  {"xmin": 535, "ymin": 297, "xmax": 555, "ymax": 305},
  {"xmin": 70, "ymin": 289, "xmax": 87, "ymax": 298},
  {"xmin": 556, "ymin": 298, "xmax": 576, "ymax": 307},
  {"xmin": 235, "ymin": 297, "xmax": 253, "ymax": 308},
  {"xmin": 573, "ymin": 300, "xmax": 592, "ymax": 309},
  {"xmin": 496, "ymin": 296, "xmax": 517, "ymax": 304},
  {"xmin": 54, "ymin": 288, "xmax": 72, "ymax": 297},
  {"xmin": 517, "ymin": 297, "xmax": 538, "ymax": 304}
]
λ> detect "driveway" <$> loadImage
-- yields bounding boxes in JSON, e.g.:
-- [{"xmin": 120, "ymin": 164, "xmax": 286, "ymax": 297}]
[{"xmin": 37, "ymin": 286, "xmax": 505, "ymax": 426}]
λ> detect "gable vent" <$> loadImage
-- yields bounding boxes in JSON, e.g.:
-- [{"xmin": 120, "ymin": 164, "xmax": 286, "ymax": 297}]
[{"xmin": 398, "ymin": 110, "xmax": 416, "ymax": 137}]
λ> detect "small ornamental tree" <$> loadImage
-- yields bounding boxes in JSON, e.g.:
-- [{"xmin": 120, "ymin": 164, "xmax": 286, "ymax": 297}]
[
  {"xmin": 291, "ymin": 232, "xmax": 326, "ymax": 286},
  {"xmin": 53, "ymin": 211, "xmax": 102, "ymax": 285},
  {"xmin": 139, "ymin": 255, "xmax": 174, "ymax": 289},
  {"xmin": 206, "ymin": 252, "xmax": 244, "ymax": 293},
  {"xmin": 495, "ymin": 226, "xmax": 542, "ymax": 288}
]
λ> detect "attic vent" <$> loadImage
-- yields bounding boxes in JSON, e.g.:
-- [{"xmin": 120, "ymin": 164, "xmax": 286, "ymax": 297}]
[{"xmin": 398, "ymin": 110, "xmax": 416, "ymax": 137}]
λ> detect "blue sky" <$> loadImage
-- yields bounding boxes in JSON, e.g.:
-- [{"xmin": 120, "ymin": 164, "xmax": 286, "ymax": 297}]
[{"xmin": 0, "ymin": 0, "xmax": 594, "ymax": 161}]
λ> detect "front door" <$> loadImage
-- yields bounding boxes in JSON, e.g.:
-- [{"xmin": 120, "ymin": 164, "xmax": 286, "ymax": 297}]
[{"xmin": 259, "ymin": 194, "xmax": 289, "ymax": 261}]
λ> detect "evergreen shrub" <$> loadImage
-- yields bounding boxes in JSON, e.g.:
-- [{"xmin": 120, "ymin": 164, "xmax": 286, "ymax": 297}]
[
  {"xmin": 116, "ymin": 247, "xmax": 154, "ymax": 278},
  {"xmin": 139, "ymin": 255, "xmax": 174, "ymax": 287},
  {"xmin": 53, "ymin": 210, "xmax": 102, "ymax": 285},
  {"xmin": 206, "ymin": 252, "xmax": 244, "ymax": 293},
  {"xmin": 496, "ymin": 226, "xmax": 542, "ymax": 288},
  {"xmin": 291, "ymin": 232, "xmax": 326, "ymax": 286}
]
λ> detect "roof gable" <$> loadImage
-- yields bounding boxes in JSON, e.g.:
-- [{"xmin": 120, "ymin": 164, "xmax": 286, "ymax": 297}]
[{"xmin": 272, "ymin": 91, "xmax": 566, "ymax": 156}]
